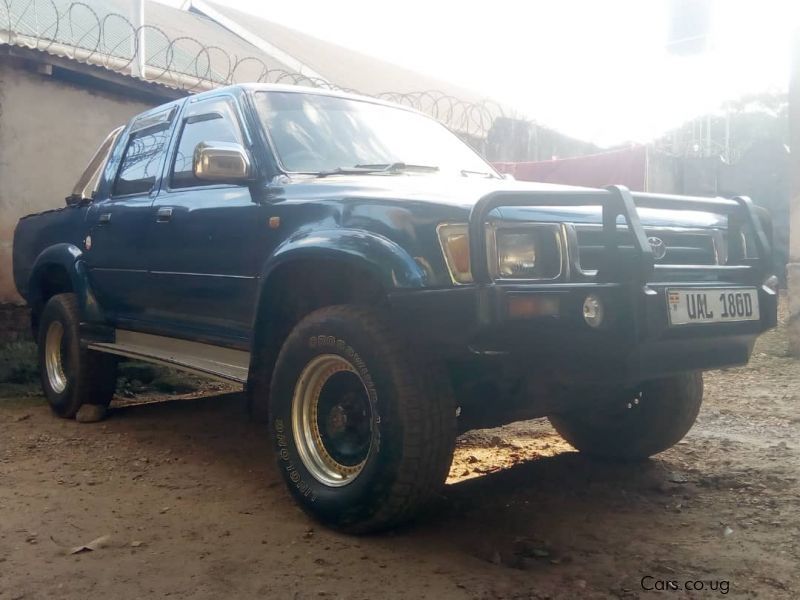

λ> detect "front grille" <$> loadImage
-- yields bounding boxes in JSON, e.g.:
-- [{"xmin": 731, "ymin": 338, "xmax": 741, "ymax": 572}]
[{"xmin": 576, "ymin": 227, "xmax": 719, "ymax": 272}]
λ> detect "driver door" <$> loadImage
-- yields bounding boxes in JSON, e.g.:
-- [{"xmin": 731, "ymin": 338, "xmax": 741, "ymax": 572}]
[{"xmin": 146, "ymin": 96, "xmax": 265, "ymax": 344}]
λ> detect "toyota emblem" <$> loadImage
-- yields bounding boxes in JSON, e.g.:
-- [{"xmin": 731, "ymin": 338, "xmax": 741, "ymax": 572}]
[{"xmin": 647, "ymin": 236, "xmax": 667, "ymax": 260}]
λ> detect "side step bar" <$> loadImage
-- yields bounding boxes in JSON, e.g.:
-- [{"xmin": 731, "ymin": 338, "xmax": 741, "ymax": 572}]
[{"xmin": 88, "ymin": 330, "xmax": 250, "ymax": 384}]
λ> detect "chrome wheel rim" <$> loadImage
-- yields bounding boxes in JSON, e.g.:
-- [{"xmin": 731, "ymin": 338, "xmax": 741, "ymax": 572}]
[
  {"xmin": 291, "ymin": 354, "xmax": 373, "ymax": 487},
  {"xmin": 44, "ymin": 321, "xmax": 67, "ymax": 394}
]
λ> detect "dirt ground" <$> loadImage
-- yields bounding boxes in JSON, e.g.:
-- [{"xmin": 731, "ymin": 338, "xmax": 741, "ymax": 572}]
[{"xmin": 1, "ymin": 314, "xmax": 798, "ymax": 599}]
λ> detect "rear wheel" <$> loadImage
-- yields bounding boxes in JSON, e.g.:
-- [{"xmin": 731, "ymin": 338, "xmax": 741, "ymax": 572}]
[
  {"xmin": 37, "ymin": 293, "xmax": 117, "ymax": 418},
  {"xmin": 548, "ymin": 372, "xmax": 703, "ymax": 460},
  {"xmin": 268, "ymin": 305, "xmax": 456, "ymax": 533}
]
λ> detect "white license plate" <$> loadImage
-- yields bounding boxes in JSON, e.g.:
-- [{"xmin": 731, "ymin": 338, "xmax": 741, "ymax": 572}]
[{"xmin": 666, "ymin": 288, "xmax": 760, "ymax": 326}]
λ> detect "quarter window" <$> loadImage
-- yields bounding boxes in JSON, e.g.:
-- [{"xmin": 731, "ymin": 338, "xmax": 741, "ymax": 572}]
[
  {"xmin": 171, "ymin": 99, "xmax": 244, "ymax": 188},
  {"xmin": 112, "ymin": 127, "xmax": 170, "ymax": 196}
]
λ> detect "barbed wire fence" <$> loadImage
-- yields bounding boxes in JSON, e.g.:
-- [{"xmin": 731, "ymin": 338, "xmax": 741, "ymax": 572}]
[{"xmin": 0, "ymin": 0, "xmax": 508, "ymax": 141}]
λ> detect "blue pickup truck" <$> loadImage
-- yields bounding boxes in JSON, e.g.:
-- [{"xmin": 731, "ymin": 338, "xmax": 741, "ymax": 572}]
[{"xmin": 13, "ymin": 84, "xmax": 777, "ymax": 532}]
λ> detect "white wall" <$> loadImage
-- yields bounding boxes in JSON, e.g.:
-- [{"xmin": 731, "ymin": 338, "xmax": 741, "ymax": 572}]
[
  {"xmin": 0, "ymin": 60, "xmax": 153, "ymax": 303},
  {"xmin": 789, "ymin": 33, "xmax": 800, "ymax": 354}
]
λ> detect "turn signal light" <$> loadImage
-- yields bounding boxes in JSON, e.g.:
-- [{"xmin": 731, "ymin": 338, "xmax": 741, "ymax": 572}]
[{"xmin": 437, "ymin": 224, "xmax": 473, "ymax": 283}]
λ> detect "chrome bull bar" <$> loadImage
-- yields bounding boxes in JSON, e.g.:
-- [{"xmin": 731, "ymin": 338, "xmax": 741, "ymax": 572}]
[{"xmin": 467, "ymin": 185, "xmax": 771, "ymax": 286}]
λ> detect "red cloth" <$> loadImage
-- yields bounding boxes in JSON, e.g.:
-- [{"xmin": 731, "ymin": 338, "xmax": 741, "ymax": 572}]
[{"xmin": 493, "ymin": 146, "xmax": 646, "ymax": 191}]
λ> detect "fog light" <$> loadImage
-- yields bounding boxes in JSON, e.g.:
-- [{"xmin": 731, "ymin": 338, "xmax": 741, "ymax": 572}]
[
  {"xmin": 582, "ymin": 294, "xmax": 605, "ymax": 328},
  {"xmin": 763, "ymin": 275, "xmax": 779, "ymax": 294}
]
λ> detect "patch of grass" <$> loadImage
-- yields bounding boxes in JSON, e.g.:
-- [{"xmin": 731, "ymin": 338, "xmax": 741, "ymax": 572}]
[
  {"xmin": 0, "ymin": 341, "xmax": 41, "ymax": 398},
  {"xmin": 151, "ymin": 372, "xmax": 200, "ymax": 394},
  {"xmin": 0, "ymin": 341, "xmax": 39, "ymax": 384},
  {"xmin": 0, "ymin": 344, "xmax": 204, "ymax": 399},
  {"xmin": 117, "ymin": 360, "xmax": 200, "ymax": 396},
  {"xmin": 117, "ymin": 360, "xmax": 161, "ymax": 388},
  {"xmin": 0, "ymin": 392, "xmax": 42, "ymax": 407}
]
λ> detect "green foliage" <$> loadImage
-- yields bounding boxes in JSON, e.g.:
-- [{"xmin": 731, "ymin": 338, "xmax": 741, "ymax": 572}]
[
  {"xmin": 117, "ymin": 360, "xmax": 201, "ymax": 395},
  {"xmin": 0, "ymin": 342, "xmax": 39, "ymax": 384}
]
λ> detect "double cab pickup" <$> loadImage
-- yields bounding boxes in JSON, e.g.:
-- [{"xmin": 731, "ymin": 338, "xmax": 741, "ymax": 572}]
[{"xmin": 13, "ymin": 84, "xmax": 778, "ymax": 532}]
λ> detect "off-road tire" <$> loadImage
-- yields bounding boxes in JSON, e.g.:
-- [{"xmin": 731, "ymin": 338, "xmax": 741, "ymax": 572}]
[
  {"xmin": 268, "ymin": 305, "xmax": 456, "ymax": 533},
  {"xmin": 37, "ymin": 293, "xmax": 117, "ymax": 418},
  {"xmin": 548, "ymin": 372, "xmax": 703, "ymax": 460}
]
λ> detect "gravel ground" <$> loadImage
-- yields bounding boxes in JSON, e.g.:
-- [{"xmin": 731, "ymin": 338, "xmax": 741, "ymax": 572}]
[{"xmin": 0, "ymin": 311, "xmax": 798, "ymax": 599}]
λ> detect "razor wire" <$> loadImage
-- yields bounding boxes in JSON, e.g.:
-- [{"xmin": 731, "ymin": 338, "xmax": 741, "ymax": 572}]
[{"xmin": 0, "ymin": 0, "xmax": 506, "ymax": 138}]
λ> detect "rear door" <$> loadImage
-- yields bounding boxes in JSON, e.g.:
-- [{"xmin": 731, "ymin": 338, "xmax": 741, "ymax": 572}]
[
  {"xmin": 85, "ymin": 105, "xmax": 177, "ymax": 323},
  {"xmin": 146, "ymin": 95, "xmax": 264, "ymax": 344}
]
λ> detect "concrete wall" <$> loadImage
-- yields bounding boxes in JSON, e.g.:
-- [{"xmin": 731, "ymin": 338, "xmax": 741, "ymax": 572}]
[{"xmin": 0, "ymin": 59, "xmax": 153, "ymax": 303}]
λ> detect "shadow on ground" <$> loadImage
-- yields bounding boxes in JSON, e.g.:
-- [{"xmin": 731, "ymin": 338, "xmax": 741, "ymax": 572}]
[{"xmin": 106, "ymin": 391, "xmax": 700, "ymax": 574}]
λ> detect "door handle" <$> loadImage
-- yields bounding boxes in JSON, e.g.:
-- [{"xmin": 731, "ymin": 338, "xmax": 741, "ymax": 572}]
[
  {"xmin": 98, "ymin": 212, "xmax": 111, "ymax": 225},
  {"xmin": 156, "ymin": 207, "xmax": 173, "ymax": 223}
]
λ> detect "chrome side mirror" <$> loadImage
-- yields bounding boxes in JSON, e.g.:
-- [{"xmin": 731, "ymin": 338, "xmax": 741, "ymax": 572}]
[{"xmin": 193, "ymin": 141, "xmax": 252, "ymax": 183}]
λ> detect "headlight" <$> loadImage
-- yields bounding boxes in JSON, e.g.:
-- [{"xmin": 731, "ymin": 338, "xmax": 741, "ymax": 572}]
[
  {"xmin": 496, "ymin": 231, "xmax": 537, "ymax": 278},
  {"xmin": 438, "ymin": 223, "xmax": 563, "ymax": 284},
  {"xmin": 495, "ymin": 226, "xmax": 562, "ymax": 280}
]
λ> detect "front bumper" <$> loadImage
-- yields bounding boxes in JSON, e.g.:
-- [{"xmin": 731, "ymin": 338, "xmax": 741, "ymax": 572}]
[
  {"xmin": 389, "ymin": 186, "xmax": 778, "ymax": 384},
  {"xmin": 390, "ymin": 281, "xmax": 777, "ymax": 383}
]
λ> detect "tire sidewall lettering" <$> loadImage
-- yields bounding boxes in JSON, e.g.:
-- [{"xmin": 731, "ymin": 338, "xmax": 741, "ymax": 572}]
[
  {"xmin": 306, "ymin": 335, "xmax": 380, "ymax": 414},
  {"xmin": 272, "ymin": 334, "xmax": 383, "ymax": 504}
]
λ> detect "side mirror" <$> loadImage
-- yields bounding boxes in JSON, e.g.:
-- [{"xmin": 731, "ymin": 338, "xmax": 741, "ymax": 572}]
[
  {"xmin": 501, "ymin": 173, "xmax": 516, "ymax": 181},
  {"xmin": 193, "ymin": 141, "xmax": 252, "ymax": 183}
]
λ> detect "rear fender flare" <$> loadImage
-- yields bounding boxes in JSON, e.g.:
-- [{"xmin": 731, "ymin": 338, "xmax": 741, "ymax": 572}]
[{"xmin": 28, "ymin": 244, "xmax": 103, "ymax": 323}]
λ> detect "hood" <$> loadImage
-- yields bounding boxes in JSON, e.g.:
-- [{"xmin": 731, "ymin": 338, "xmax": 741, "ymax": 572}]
[{"xmin": 285, "ymin": 174, "xmax": 728, "ymax": 229}]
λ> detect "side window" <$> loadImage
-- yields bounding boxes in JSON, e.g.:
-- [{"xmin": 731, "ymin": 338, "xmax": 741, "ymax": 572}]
[
  {"xmin": 112, "ymin": 127, "xmax": 170, "ymax": 197},
  {"xmin": 171, "ymin": 99, "xmax": 244, "ymax": 189}
]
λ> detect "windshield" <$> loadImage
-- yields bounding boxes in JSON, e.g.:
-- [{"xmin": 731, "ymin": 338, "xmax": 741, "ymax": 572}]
[{"xmin": 254, "ymin": 91, "xmax": 497, "ymax": 177}]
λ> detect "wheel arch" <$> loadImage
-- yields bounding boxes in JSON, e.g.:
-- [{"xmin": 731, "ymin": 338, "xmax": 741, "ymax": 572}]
[
  {"xmin": 246, "ymin": 229, "xmax": 429, "ymax": 417},
  {"xmin": 27, "ymin": 244, "xmax": 101, "ymax": 336}
]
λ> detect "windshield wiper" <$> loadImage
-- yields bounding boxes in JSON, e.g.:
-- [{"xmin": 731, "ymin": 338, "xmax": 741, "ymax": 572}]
[
  {"xmin": 314, "ymin": 166, "xmax": 387, "ymax": 178},
  {"xmin": 315, "ymin": 162, "xmax": 440, "ymax": 178},
  {"xmin": 355, "ymin": 162, "xmax": 440, "ymax": 173},
  {"xmin": 460, "ymin": 169, "xmax": 497, "ymax": 178}
]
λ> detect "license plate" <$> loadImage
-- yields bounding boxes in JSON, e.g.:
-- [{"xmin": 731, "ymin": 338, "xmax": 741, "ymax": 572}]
[{"xmin": 666, "ymin": 288, "xmax": 760, "ymax": 326}]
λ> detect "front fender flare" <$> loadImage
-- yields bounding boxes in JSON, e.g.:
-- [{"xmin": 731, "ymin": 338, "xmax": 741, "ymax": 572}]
[
  {"xmin": 261, "ymin": 228, "xmax": 429, "ymax": 290},
  {"xmin": 246, "ymin": 228, "xmax": 429, "ymax": 419}
]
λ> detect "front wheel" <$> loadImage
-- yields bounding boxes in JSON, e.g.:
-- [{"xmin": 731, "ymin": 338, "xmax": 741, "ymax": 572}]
[
  {"xmin": 548, "ymin": 372, "xmax": 703, "ymax": 460},
  {"xmin": 37, "ymin": 293, "xmax": 117, "ymax": 418},
  {"xmin": 268, "ymin": 305, "xmax": 456, "ymax": 533}
]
